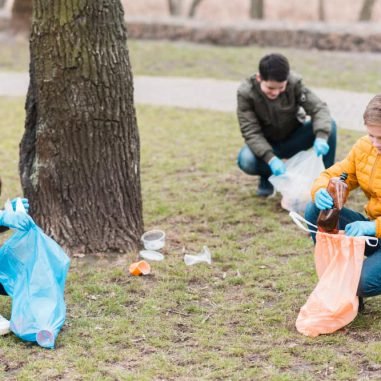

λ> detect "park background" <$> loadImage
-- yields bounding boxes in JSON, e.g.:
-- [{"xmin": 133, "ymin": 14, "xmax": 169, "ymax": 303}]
[
  {"xmin": 125, "ymin": 0, "xmax": 381, "ymax": 22},
  {"xmin": 0, "ymin": 0, "xmax": 381, "ymax": 380}
]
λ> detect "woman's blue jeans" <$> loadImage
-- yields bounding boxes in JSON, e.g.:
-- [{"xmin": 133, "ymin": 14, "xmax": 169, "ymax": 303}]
[
  {"xmin": 237, "ymin": 120, "xmax": 337, "ymax": 176},
  {"xmin": 305, "ymin": 202, "xmax": 381, "ymax": 297}
]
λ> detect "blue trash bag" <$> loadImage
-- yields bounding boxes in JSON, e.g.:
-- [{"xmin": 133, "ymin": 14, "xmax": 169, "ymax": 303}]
[{"xmin": 0, "ymin": 201, "xmax": 70, "ymax": 349}]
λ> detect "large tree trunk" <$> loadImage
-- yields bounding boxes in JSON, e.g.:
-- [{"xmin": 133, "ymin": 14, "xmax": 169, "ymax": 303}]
[
  {"xmin": 359, "ymin": 0, "xmax": 377, "ymax": 21},
  {"xmin": 20, "ymin": 0, "xmax": 143, "ymax": 254},
  {"xmin": 11, "ymin": 0, "xmax": 32, "ymax": 34},
  {"xmin": 250, "ymin": 0, "xmax": 264, "ymax": 19}
]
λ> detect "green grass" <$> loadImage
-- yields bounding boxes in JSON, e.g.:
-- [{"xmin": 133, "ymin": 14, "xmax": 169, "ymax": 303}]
[
  {"xmin": 0, "ymin": 26, "xmax": 375, "ymax": 380},
  {"xmin": 0, "ymin": 36, "xmax": 381, "ymax": 93},
  {"xmin": 0, "ymin": 97, "xmax": 380, "ymax": 380},
  {"xmin": 0, "ymin": 37, "xmax": 29, "ymax": 72},
  {"xmin": 128, "ymin": 40, "xmax": 381, "ymax": 93}
]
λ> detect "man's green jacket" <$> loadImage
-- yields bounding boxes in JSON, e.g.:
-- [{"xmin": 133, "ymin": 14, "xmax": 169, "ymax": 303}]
[{"xmin": 236, "ymin": 72, "xmax": 332, "ymax": 163}]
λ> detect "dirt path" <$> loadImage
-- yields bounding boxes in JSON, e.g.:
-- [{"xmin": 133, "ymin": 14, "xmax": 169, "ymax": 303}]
[{"xmin": 0, "ymin": 72, "xmax": 372, "ymax": 131}]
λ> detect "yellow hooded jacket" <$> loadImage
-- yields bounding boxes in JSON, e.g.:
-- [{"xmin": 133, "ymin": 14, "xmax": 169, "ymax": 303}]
[{"xmin": 311, "ymin": 136, "xmax": 381, "ymax": 237}]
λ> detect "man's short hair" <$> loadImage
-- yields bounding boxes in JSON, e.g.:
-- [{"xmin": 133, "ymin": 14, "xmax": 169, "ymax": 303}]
[{"xmin": 259, "ymin": 53, "xmax": 290, "ymax": 82}]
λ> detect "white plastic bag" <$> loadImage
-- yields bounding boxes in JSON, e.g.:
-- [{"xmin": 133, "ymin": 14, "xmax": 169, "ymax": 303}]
[{"xmin": 269, "ymin": 149, "xmax": 324, "ymax": 213}]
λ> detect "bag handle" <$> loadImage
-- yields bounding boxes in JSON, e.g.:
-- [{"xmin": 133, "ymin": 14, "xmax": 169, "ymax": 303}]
[
  {"xmin": 289, "ymin": 211, "xmax": 318, "ymax": 233},
  {"xmin": 289, "ymin": 211, "xmax": 379, "ymax": 247}
]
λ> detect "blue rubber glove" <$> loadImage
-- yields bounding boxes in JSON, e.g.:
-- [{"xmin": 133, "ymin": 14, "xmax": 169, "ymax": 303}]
[
  {"xmin": 345, "ymin": 221, "xmax": 376, "ymax": 237},
  {"xmin": 315, "ymin": 188, "xmax": 333, "ymax": 210},
  {"xmin": 313, "ymin": 138, "xmax": 330, "ymax": 157},
  {"xmin": 0, "ymin": 210, "xmax": 32, "ymax": 231},
  {"xmin": 268, "ymin": 157, "xmax": 286, "ymax": 176},
  {"xmin": 11, "ymin": 198, "xmax": 29, "ymax": 213}
]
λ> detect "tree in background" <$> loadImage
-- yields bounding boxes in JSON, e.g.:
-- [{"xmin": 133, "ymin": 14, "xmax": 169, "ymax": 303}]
[
  {"xmin": 359, "ymin": 0, "xmax": 377, "ymax": 20},
  {"xmin": 168, "ymin": 0, "xmax": 182, "ymax": 16},
  {"xmin": 250, "ymin": 0, "xmax": 264, "ymax": 19},
  {"xmin": 318, "ymin": 0, "xmax": 326, "ymax": 21},
  {"xmin": 20, "ymin": 1, "xmax": 143, "ymax": 253},
  {"xmin": 168, "ymin": 0, "xmax": 204, "ymax": 18},
  {"xmin": 188, "ymin": 0, "xmax": 203, "ymax": 17},
  {"xmin": 11, "ymin": 0, "xmax": 32, "ymax": 33}
]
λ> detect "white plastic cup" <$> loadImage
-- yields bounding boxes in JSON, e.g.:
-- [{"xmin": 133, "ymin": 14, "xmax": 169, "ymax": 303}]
[{"xmin": 141, "ymin": 230, "xmax": 165, "ymax": 251}]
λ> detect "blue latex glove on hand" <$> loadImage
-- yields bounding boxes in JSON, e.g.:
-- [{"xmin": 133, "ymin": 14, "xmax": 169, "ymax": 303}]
[
  {"xmin": 0, "ymin": 210, "xmax": 32, "ymax": 231},
  {"xmin": 315, "ymin": 188, "xmax": 334, "ymax": 210},
  {"xmin": 11, "ymin": 198, "xmax": 29, "ymax": 213},
  {"xmin": 268, "ymin": 157, "xmax": 286, "ymax": 176},
  {"xmin": 313, "ymin": 138, "xmax": 330, "ymax": 157},
  {"xmin": 345, "ymin": 221, "xmax": 376, "ymax": 237}
]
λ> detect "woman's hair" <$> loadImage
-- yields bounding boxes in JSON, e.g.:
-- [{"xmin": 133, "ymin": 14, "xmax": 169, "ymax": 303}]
[
  {"xmin": 364, "ymin": 94, "xmax": 381, "ymax": 125},
  {"xmin": 258, "ymin": 53, "xmax": 290, "ymax": 82}
]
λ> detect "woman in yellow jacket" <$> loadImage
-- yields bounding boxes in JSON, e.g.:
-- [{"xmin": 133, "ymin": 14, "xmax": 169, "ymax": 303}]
[{"xmin": 305, "ymin": 94, "xmax": 381, "ymax": 304}]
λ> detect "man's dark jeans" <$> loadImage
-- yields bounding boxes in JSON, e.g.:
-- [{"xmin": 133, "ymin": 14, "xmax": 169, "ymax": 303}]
[
  {"xmin": 305, "ymin": 201, "xmax": 381, "ymax": 297},
  {"xmin": 237, "ymin": 120, "xmax": 337, "ymax": 177},
  {"xmin": 0, "ymin": 283, "xmax": 7, "ymax": 296}
]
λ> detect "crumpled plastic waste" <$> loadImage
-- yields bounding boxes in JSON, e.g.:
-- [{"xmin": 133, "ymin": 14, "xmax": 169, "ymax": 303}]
[{"xmin": 184, "ymin": 246, "xmax": 212, "ymax": 266}]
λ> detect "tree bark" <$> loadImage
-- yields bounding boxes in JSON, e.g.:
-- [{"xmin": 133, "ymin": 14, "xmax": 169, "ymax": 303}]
[
  {"xmin": 11, "ymin": 0, "xmax": 32, "ymax": 34},
  {"xmin": 250, "ymin": 0, "xmax": 264, "ymax": 19},
  {"xmin": 168, "ymin": 0, "xmax": 183, "ymax": 16},
  {"xmin": 20, "ymin": 0, "xmax": 143, "ymax": 254},
  {"xmin": 188, "ymin": 0, "xmax": 203, "ymax": 18},
  {"xmin": 318, "ymin": 0, "xmax": 325, "ymax": 21},
  {"xmin": 359, "ymin": 0, "xmax": 377, "ymax": 21}
]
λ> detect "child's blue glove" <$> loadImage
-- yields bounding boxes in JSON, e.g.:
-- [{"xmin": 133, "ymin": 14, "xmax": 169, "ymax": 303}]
[
  {"xmin": 345, "ymin": 221, "xmax": 376, "ymax": 237},
  {"xmin": 268, "ymin": 157, "xmax": 286, "ymax": 176},
  {"xmin": 313, "ymin": 138, "xmax": 330, "ymax": 157},
  {"xmin": 315, "ymin": 188, "xmax": 333, "ymax": 210},
  {"xmin": 11, "ymin": 198, "xmax": 29, "ymax": 213},
  {"xmin": 0, "ymin": 210, "xmax": 32, "ymax": 231}
]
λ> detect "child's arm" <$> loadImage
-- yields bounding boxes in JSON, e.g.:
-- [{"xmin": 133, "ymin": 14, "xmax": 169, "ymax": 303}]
[{"xmin": 311, "ymin": 140, "xmax": 360, "ymax": 200}]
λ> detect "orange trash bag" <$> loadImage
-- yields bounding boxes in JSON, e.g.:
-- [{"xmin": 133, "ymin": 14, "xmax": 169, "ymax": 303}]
[{"xmin": 289, "ymin": 212, "xmax": 378, "ymax": 337}]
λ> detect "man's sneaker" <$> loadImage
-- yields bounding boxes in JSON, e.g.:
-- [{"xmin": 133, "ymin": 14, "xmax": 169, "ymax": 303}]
[
  {"xmin": 256, "ymin": 177, "xmax": 274, "ymax": 197},
  {"xmin": 0, "ymin": 315, "xmax": 10, "ymax": 335}
]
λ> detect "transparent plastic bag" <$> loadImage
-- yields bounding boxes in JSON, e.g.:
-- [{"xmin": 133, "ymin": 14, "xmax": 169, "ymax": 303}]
[
  {"xmin": 0, "ymin": 199, "xmax": 70, "ymax": 348},
  {"xmin": 269, "ymin": 149, "xmax": 325, "ymax": 213}
]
